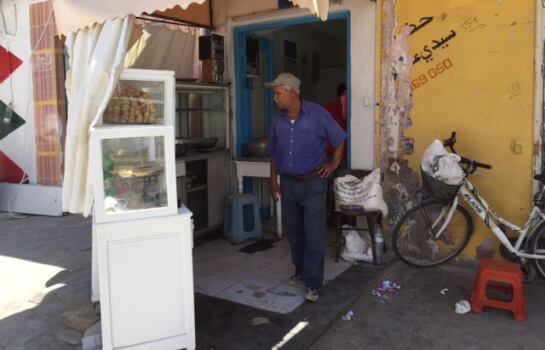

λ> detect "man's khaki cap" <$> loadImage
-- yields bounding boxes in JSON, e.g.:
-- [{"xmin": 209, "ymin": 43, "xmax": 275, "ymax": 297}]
[{"xmin": 264, "ymin": 73, "xmax": 301, "ymax": 93}]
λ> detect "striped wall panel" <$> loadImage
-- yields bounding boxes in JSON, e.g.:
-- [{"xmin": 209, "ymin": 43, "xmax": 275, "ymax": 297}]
[{"xmin": 29, "ymin": 0, "xmax": 66, "ymax": 186}]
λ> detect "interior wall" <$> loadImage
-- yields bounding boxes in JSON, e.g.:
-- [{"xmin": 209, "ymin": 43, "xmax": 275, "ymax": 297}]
[
  {"xmin": 250, "ymin": 74, "xmax": 266, "ymax": 139},
  {"xmin": 269, "ymin": 24, "xmax": 346, "ymax": 105},
  {"xmin": 0, "ymin": 0, "xmax": 37, "ymax": 183},
  {"xmin": 218, "ymin": 0, "xmax": 377, "ymax": 169}
]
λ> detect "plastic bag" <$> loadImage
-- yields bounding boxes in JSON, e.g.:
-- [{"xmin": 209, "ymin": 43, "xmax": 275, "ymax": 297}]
[
  {"xmin": 340, "ymin": 225, "xmax": 373, "ymax": 262},
  {"xmin": 433, "ymin": 154, "xmax": 464, "ymax": 185},
  {"xmin": 421, "ymin": 139, "xmax": 448, "ymax": 173},
  {"xmin": 421, "ymin": 139, "xmax": 464, "ymax": 185},
  {"xmin": 334, "ymin": 169, "xmax": 388, "ymax": 217}
]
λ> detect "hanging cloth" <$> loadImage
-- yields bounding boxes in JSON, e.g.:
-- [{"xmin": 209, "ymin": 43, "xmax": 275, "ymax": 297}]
[
  {"xmin": 62, "ymin": 16, "xmax": 134, "ymax": 215},
  {"xmin": 290, "ymin": 0, "xmax": 330, "ymax": 21}
]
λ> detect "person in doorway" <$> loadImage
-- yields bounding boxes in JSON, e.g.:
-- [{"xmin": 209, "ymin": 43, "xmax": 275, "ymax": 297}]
[
  {"xmin": 323, "ymin": 82, "xmax": 348, "ymax": 223},
  {"xmin": 324, "ymin": 82, "xmax": 347, "ymax": 159},
  {"xmin": 265, "ymin": 73, "xmax": 346, "ymax": 302}
]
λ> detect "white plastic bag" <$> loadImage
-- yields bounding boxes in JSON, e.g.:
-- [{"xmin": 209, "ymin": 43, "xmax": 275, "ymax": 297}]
[
  {"xmin": 334, "ymin": 169, "xmax": 388, "ymax": 217},
  {"xmin": 421, "ymin": 139, "xmax": 448, "ymax": 173},
  {"xmin": 433, "ymin": 154, "xmax": 465, "ymax": 185},
  {"xmin": 340, "ymin": 225, "xmax": 373, "ymax": 262},
  {"xmin": 421, "ymin": 139, "xmax": 464, "ymax": 185}
]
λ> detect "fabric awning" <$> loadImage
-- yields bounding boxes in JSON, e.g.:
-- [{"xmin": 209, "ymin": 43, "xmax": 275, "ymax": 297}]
[
  {"xmin": 290, "ymin": 0, "xmax": 330, "ymax": 21},
  {"xmin": 151, "ymin": 1, "xmax": 212, "ymax": 28},
  {"xmin": 53, "ymin": 0, "xmax": 206, "ymax": 35}
]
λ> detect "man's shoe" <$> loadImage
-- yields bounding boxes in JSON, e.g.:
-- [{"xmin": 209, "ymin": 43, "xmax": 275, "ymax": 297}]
[
  {"xmin": 305, "ymin": 288, "xmax": 319, "ymax": 302},
  {"xmin": 288, "ymin": 275, "xmax": 305, "ymax": 288}
]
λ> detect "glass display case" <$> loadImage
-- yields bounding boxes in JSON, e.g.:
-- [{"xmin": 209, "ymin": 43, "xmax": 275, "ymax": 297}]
[
  {"xmin": 101, "ymin": 69, "xmax": 175, "ymax": 126},
  {"xmin": 175, "ymin": 83, "xmax": 229, "ymax": 156},
  {"xmin": 91, "ymin": 125, "xmax": 177, "ymax": 223}
]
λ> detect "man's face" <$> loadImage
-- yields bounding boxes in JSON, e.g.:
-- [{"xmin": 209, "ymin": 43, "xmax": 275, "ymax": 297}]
[{"xmin": 273, "ymin": 86, "xmax": 294, "ymax": 110}]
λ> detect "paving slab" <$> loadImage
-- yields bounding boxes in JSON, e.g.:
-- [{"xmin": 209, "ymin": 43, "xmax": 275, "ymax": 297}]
[{"xmin": 195, "ymin": 261, "xmax": 386, "ymax": 350}]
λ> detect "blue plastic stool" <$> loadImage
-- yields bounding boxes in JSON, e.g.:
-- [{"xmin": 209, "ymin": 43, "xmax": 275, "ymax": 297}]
[{"xmin": 224, "ymin": 194, "xmax": 262, "ymax": 244}]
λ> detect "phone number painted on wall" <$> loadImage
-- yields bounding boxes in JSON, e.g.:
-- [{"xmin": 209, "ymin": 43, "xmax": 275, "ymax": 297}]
[{"xmin": 411, "ymin": 58, "xmax": 453, "ymax": 90}]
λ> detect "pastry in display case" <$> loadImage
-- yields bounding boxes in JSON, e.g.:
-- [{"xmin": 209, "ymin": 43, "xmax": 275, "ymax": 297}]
[
  {"xmin": 103, "ymin": 82, "xmax": 160, "ymax": 124},
  {"xmin": 91, "ymin": 125, "xmax": 177, "ymax": 223},
  {"xmin": 101, "ymin": 68, "xmax": 175, "ymax": 126}
]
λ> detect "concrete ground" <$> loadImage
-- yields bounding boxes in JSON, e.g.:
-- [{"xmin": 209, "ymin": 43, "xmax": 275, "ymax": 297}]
[
  {"xmin": 0, "ymin": 212, "xmax": 92, "ymax": 349},
  {"xmin": 1, "ymin": 212, "xmax": 545, "ymax": 350},
  {"xmin": 311, "ymin": 262, "xmax": 545, "ymax": 350}
]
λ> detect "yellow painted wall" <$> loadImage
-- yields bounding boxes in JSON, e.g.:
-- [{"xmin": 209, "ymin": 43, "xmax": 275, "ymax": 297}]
[{"xmin": 396, "ymin": 1, "xmax": 536, "ymax": 257}]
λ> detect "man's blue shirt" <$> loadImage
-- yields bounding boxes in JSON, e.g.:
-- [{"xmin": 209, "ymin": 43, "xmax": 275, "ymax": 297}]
[{"xmin": 266, "ymin": 100, "xmax": 347, "ymax": 175}]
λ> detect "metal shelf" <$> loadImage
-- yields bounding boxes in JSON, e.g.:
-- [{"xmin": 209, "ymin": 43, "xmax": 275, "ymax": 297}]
[
  {"xmin": 176, "ymin": 108, "xmax": 220, "ymax": 112},
  {"xmin": 186, "ymin": 185, "xmax": 207, "ymax": 193}
]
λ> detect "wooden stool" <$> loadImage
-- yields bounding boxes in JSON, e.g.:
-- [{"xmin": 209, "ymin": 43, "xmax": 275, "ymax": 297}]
[
  {"xmin": 333, "ymin": 209, "xmax": 383, "ymax": 264},
  {"xmin": 471, "ymin": 259, "xmax": 526, "ymax": 321}
]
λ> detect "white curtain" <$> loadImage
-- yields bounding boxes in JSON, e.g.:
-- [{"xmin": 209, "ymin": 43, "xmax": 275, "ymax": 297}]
[
  {"xmin": 290, "ymin": 0, "xmax": 330, "ymax": 21},
  {"xmin": 124, "ymin": 23, "xmax": 196, "ymax": 79},
  {"xmin": 62, "ymin": 16, "xmax": 134, "ymax": 215}
]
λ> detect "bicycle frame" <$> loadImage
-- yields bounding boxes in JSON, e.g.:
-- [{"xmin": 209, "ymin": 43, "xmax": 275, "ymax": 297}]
[{"xmin": 434, "ymin": 178, "xmax": 545, "ymax": 260}]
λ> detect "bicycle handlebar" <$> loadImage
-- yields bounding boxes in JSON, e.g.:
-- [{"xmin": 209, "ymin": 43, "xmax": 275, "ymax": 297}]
[{"xmin": 443, "ymin": 131, "xmax": 492, "ymax": 173}]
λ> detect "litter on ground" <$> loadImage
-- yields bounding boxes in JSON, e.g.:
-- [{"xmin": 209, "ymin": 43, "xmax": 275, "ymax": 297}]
[
  {"xmin": 370, "ymin": 280, "xmax": 401, "ymax": 301},
  {"xmin": 455, "ymin": 300, "xmax": 471, "ymax": 314},
  {"xmin": 342, "ymin": 310, "xmax": 354, "ymax": 321}
]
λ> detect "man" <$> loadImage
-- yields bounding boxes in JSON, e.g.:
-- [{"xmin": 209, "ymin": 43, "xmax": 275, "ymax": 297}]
[{"xmin": 265, "ymin": 73, "xmax": 346, "ymax": 302}]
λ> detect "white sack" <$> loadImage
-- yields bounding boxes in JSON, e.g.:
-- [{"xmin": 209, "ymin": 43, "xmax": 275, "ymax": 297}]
[
  {"xmin": 334, "ymin": 169, "xmax": 388, "ymax": 217},
  {"xmin": 340, "ymin": 225, "xmax": 373, "ymax": 262}
]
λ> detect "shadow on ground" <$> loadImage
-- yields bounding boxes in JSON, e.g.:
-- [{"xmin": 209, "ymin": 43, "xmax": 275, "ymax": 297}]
[
  {"xmin": 0, "ymin": 213, "xmax": 93, "ymax": 349},
  {"xmin": 195, "ymin": 262, "xmax": 386, "ymax": 350}
]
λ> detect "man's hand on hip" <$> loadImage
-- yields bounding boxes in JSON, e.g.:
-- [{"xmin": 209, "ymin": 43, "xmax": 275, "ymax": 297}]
[{"xmin": 317, "ymin": 162, "xmax": 338, "ymax": 178}]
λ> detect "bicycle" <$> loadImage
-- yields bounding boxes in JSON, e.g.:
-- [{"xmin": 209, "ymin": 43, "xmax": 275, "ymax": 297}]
[{"xmin": 392, "ymin": 132, "xmax": 545, "ymax": 279}]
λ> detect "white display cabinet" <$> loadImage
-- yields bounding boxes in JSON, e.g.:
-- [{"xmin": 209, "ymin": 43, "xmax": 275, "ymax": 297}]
[
  {"xmin": 90, "ymin": 125, "xmax": 177, "ymax": 223},
  {"xmin": 96, "ymin": 207, "xmax": 195, "ymax": 350},
  {"xmin": 101, "ymin": 69, "xmax": 175, "ymax": 126}
]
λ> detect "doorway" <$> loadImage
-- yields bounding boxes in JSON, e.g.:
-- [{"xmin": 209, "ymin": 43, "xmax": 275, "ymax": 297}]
[{"xmin": 233, "ymin": 12, "xmax": 350, "ymax": 217}]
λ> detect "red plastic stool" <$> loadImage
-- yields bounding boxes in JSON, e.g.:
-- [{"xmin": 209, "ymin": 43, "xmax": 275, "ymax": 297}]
[{"xmin": 470, "ymin": 258, "xmax": 526, "ymax": 321}]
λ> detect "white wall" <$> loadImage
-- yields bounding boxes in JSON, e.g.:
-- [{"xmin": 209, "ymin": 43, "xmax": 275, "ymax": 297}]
[
  {"xmin": 0, "ymin": 0, "xmax": 37, "ymax": 182},
  {"xmin": 218, "ymin": 0, "xmax": 377, "ymax": 169}
]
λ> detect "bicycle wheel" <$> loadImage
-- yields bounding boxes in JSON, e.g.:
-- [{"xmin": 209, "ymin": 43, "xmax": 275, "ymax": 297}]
[
  {"xmin": 530, "ymin": 225, "xmax": 545, "ymax": 279},
  {"xmin": 392, "ymin": 199, "xmax": 473, "ymax": 267}
]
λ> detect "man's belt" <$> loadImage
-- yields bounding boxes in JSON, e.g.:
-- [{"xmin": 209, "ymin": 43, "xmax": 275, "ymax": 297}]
[{"xmin": 283, "ymin": 170, "xmax": 320, "ymax": 182}]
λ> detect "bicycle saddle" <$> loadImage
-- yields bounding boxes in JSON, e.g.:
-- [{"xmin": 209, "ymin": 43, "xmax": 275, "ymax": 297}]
[{"xmin": 534, "ymin": 174, "xmax": 545, "ymax": 183}]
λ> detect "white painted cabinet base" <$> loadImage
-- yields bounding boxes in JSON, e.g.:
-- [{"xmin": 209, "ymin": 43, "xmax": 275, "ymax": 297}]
[{"xmin": 95, "ymin": 207, "xmax": 195, "ymax": 350}]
